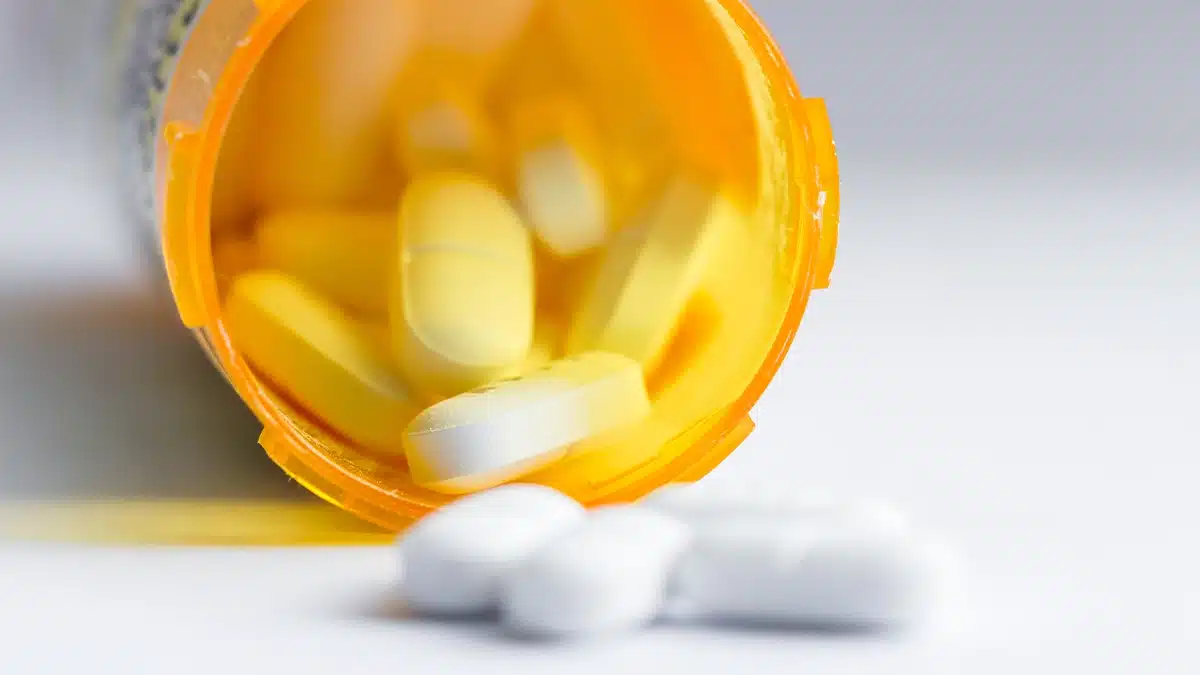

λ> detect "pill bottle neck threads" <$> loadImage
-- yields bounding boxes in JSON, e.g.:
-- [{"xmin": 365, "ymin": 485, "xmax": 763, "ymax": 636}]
[{"xmin": 149, "ymin": 0, "xmax": 839, "ymax": 532}]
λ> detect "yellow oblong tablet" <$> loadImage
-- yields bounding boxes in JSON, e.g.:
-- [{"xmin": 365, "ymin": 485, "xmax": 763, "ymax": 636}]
[
  {"xmin": 391, "ymin": 173, "xmax": 535, "ymax": 399},
  {"xmin": 404, "ymin": 352, "xmax": 651, "ymax": 494},
  {"xmin": 565, "ymin": 175, "xmax": 736, "ymax": 373},
  {"xmin": 225, "ymin": 270, "xmax": 419, "ymax": 454},
  {"xmin": 255, "ymin": 210, "xmax": 395, "ymax": 317}
]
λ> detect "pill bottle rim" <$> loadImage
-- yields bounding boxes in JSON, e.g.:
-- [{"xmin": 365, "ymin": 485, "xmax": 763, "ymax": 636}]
[{"xmin": 155, "ymin": 0, "xmax": 838, "ymax": 533}]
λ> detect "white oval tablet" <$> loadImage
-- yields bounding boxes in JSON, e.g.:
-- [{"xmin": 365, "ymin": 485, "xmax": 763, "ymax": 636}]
[
  {"xmin": 404, "ymin": 352, "xmax": 651, "ymax": 494},
  {"xmin": 397, "ymin": 484, "xmax": 585, "ymax": 617},
  {"xmin": 518, "ymin": 141, "xmax": 609, "ymax": 258},
  {"xmin": 501, "ymin": 506, "xmax": 692, "ymax": 639},
  {"xmin": 510, "ymin": 99, "xmax": 610, "ymax": 259},
  {"xmin": 668, "ymin": 518, "xmax": 953, "ymax": 631}
]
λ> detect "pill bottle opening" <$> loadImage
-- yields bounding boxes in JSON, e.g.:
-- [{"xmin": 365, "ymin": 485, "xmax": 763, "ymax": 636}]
[{"xmin": 160, "ymin": 0, "xmax": 836, "ymax": 530}]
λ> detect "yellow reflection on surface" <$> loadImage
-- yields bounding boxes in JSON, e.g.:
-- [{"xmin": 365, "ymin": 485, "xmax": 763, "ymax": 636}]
[
  {"xmin": 0, "ymin": 289, "xmax": 396, "ymax": 547},
  {"xmin": 0, "ymin": 500, "xmax": 392, "ymax": 546}
]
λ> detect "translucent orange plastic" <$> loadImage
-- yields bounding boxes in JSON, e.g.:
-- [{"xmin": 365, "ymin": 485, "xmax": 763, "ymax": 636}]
[{"xmin": 154, "ymin": 0, "xmax": 839, "ymax": 533}]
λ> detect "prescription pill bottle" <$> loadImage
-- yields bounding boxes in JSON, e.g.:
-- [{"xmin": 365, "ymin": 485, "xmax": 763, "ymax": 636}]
[{"xmin": 103, "ymin": 0, "xmax": 839, "ymax": 532}]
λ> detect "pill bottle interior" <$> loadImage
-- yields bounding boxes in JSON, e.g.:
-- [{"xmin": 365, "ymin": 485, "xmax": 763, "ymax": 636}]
[{"xmin": 158, "ymin": 0, "xmax": 838, "ymax": 531}]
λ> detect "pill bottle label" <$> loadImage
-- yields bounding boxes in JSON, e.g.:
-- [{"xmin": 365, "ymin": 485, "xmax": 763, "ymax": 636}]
[{"xmin": 109, "ymin": 1, "xmax": 209, "ymax": 241}]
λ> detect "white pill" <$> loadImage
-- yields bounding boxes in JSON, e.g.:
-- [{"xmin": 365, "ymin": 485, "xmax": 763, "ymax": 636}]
[
  {"xmin": 404, "ymin": 352, "xmax": 650, "ymax": 494},
  {"xmin": 501, "ymin": 506, "xmax": 692, "ymax": 639},
  {"xmin": 518, "ymin": 141, "xmax": 609, "ymax": 258},
  {"xmin": 510, "ymin": 98, "xmax": 609, "ymax": 259},
  {"xmin": 667, "ymin": 517, "xmax": 954, "ymax": 632},
  {"xmin": 643, "ymin": 481, "xmax": 909, "ymax": 534},
  {"xmin": 397, "ymin": 484, "xmax": 585, "ymax": 616}
]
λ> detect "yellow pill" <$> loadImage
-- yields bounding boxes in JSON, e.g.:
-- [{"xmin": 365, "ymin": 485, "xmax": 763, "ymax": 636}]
[
  {"xmin": 225, "ymin": 270, "xmax": 419, "ymax": 454},
  {"xmin": 391, "ymin": 173, "xmax": 535, "ymax": 399},
  {"xmin": 396, "ymin": 89, "xmax": 500, "ymax": 179},
  {"xmin": 566, "ymin": 175, "xmax": 735, "ymax": 373},
  {"xmin": 644, "ymin": 294, "xmax": 724, "ymax": 397},
  {"xmin": 254, "ymin": 210, "xmax": 395, "ymax": 317},
  {"xmin": 644, "ymin": 209, "xmax": 759, "ymax": 395},
  {"xmin": 533, "ymin": 204, "xmax": 761, "ymax": 500},
  {"xmin": 405, "ymin": 352, "xmax": 651, "ymax": 494},
  {"xmin": 510, "ymin": 99, "xmax": 610, "ymax": 258}
]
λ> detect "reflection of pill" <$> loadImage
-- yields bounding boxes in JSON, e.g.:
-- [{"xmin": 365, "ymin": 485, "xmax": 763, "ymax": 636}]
[
  {"xmin": 404, "ymin": 352, "xmax": 651, "ymax": 494},
  {"xmin": 501, "ymin": 505, "xmax": 691, "ymax": 638},
  {"xmin": 225, "ymin": 270, "xmax": 418, "ymax": 453},
  {"xmin": 566, "ymin": 176, "xmax": 736, "ymax": 373},
  {"xmin": 255, "ymin": 210, "xmax": 395, "ymax": 317},
  {"xmin": 399, "ymin": 484, "xmax": 585, "ymax": 616},
  {"xmin": 396, "ymin": 92, "xmax": 499, "ymax": 179},
  {"xmin": 391, "ymin": 174, "xmax": 535, "ymax": 398},
  {"xmin": 510, "ymin": 100, "xmax": 609, "ymax": 258}
]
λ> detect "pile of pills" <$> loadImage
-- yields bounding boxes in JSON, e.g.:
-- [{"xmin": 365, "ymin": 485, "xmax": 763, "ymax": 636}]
[
  {"xmin": 213, "ymin": 0, "xmax": 756, "ymax": 496},
  {"xmin": 397, "ymin": 482, "xmax": 963, "ymax": 640}
]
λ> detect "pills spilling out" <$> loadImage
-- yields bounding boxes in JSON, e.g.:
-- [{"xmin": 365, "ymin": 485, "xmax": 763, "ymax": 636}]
[
  {"xmin": 398, "ymin": 484, "xmax": 584, "ymax": 616},
  {"xmin": 396, "ymin": 482, "xmax": 965, "ymax": 641}
]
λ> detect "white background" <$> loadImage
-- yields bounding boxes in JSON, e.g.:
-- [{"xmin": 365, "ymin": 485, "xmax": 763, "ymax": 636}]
[{"xmin": 1, "ymin": 1, "xmax": 1197, "ymax": 673}]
